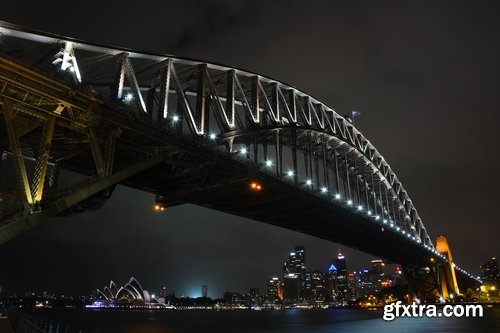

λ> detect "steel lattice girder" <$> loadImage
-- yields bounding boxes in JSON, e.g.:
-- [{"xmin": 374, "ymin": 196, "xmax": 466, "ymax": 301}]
[
  {"xmin": 0, "ymin": 21, "xmax": 484, "ymax": 287},
  {"xmin": 0, "ymin": 20, "xmax": 430, "ymax": 246}
]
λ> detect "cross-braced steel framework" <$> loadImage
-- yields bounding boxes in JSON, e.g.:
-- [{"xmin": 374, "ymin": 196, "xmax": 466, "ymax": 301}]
[{"xmin": 0, "ymin": 21, "xmax": 481, "ymax": 294}]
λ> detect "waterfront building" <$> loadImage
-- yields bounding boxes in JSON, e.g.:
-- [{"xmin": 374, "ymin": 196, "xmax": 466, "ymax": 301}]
[
  {"xmin": 202, "ymin": 284, "xmax": 208, "ymax": 298},
  {"xmin": 371, "ymin": 260, "xmax": 385, "ymax": 274},
  {"xmin": 223, "ymin": 291, "xmax": 243, "ymax": 306},
  {"xmin": 267, "ymin": 277, "xmax": 283, "ymax": 304},
  {"xmin": 480, "ymin": 257, "xmax": 499, "ymax": 285},
  {"xmin": 347, "ymin": 271, "xmax": 359, "ymax": 300},
  {"xmin": 94, "ymin": 277, "xmax": 153, "ymax": 307},
  {"xmin": 325, "ymin": 263, "xmax": 337, "ymax": 301},
  {"xmin": 305, "ymin": 270, "xmax": 326, "ymax": 303},
  {"xmin": 283, "ymin": 246, "xmax": 307, "ymax": 303},
  {"xmin": 283, "ymin": 273, "xmax": 301, "ymax": 303},
  {"xmin": 335, "ymin": 250, "xmax": 350, "ymax": 301}
]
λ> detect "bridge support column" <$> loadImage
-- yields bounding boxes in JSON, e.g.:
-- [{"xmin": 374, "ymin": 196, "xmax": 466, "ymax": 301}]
[{"xmin": 436, "ymin": 236, "xmax": 460, "ymax": 299}]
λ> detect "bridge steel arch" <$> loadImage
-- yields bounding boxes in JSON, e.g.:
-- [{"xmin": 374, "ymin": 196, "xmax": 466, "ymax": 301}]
[{"xmin": 0, "ymin": 21, "xmax": 480, "ymax": 298}]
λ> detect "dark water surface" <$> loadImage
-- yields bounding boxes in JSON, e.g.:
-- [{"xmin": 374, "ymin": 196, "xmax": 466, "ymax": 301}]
[{"xmin": 30, "ymin": 306, "xmax": 499, "ymax": 333}]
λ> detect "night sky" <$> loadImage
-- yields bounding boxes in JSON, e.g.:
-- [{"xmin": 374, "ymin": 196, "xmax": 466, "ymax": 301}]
[{"xmin": 0, "ymin": 1, "xmax": 498, "ymax": 298}]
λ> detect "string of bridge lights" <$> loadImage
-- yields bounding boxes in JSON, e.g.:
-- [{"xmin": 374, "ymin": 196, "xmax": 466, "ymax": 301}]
[{"xmin": 162, "ymin": 115, "xmax": 481, "ymax": 283}]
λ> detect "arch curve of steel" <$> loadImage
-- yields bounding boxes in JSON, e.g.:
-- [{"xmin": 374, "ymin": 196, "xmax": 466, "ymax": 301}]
[{"xmin": 0, "ymin": 21, "xmax": 432, "ymax": 248}]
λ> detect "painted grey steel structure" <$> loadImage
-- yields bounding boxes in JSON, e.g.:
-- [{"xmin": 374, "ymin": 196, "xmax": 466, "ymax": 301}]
[{"xmin": 0, "ymin": 21, "xmax": 480, "ymax": 286}]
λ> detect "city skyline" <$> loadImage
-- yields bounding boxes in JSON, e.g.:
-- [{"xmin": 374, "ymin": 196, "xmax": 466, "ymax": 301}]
[
  {"xmin": 1, "ymin": 243, "xmax": 493, "ymax": 301},
  {"xmin": 0, "ymin": 245, "xmax": 398, "ymax": 299},
  {"xmin": 0, "ymin": 0, "xmax": 498, "ymax": 299}
]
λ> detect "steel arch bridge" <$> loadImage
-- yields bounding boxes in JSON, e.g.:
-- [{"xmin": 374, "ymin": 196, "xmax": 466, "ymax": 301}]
[{"xmin": 0, "ymin": 21, "xmax": 480, "ymax": 300}]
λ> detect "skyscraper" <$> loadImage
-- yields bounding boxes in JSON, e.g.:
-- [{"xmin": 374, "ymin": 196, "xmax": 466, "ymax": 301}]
[
  {"xmin": 480, "ymin": 257, "xmax": 499, "ymax": 287},
  {"xmin": 267, "ymin": 277, "xmax": 283, "ymax": 304},
  {"xmin": 335, "ymin": 250, "xmax": 349, "ymax": 301},
  {"xmin": 305, "ymin": 270, "xmax": 326, "ymax": 303},
  {"xmin": 371, "ymin": 259, "xmax": 385, "ymax": 274},
  {"xmin": 202, "ymin": 284, "xmax": 208, "ymax": 298},
  {"xmin": 326, "ymin": 263, "xmax": 337, "ymax": 301},
  {"xmin": 284, "ymin": 246, "xmax": 306, "ymax": 276},
  {"xmin": 283, "ymin": 246, "xmax": 307, "ymax": 303}
]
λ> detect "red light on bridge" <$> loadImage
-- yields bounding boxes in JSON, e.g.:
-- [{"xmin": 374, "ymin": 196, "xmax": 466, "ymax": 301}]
[
  {"xmin": 380, "ymin": 227, "xmax": 385, "ymax": 232},
  {"xmin": 250, "ymin": 181, "xmax": 262, "ymax": 191}
]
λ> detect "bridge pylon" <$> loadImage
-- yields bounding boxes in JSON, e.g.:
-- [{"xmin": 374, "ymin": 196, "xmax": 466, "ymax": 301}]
[{"xmin": 436, "ymin": 235, "xmax": 460, "ymax": 299}]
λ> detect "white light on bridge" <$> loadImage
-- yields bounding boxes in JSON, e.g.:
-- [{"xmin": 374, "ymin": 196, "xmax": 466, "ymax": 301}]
[
  {"xmin": 335, "ymin": 193, "xmax": 341, "ymax": 200},
  {"xmin": 347, "ymin": 200, "xmax": 353, "ymax": 206},
  {"xmin": 124, "ymin": 93, "xmax": 134, "ymax": 102},
  {"xmin": 367, "ymin": 210, "xmax": 372, "ymax": 216},
  {"xmin": 265, "ymin": 160, "xmax": 273, "ymax": 167},
  {"xmin": 287, "ymin": 170, "xmax": 294, "ymax": 177},
  {"xmin": 240, "ymin": 147, "xmax": 247, "ymax": 154},
  {"xmin": 357, "ymin": 205, "xmax": 363, "ymax": 211},
  {"xmin": 375, "ymin": 215, "xmax": 380, "ymax": 220},
  {"xmin": 172, "ymin": 115, "xmax": 180, "ymax": 122},
  {"xmin": 321, "ymin": 187, "xmax": 328, "ymax": 193},
  {"xmin": 383, "ymin": 219, "xmax": 387, "ymax": 224},
  {"xmin": 306, "ymin": 179, "xmax": 312, "ymax": 186},
  {"xmin": 209, "ymin": 133, "xmax": 217, "ymax": 140}
]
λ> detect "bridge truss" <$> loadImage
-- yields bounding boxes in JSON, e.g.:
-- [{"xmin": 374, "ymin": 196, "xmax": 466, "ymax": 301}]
[{"xmin": 0, "ymin": 21, "xmax": 480, "ymax": 296}]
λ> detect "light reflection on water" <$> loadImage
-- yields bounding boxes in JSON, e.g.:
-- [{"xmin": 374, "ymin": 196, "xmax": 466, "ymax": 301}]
[{"xmin": 30, "ymin": 307, "xmax": 499, "ymax": 333}]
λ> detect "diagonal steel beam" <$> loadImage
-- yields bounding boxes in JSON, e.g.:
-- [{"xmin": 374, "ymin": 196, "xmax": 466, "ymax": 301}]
[
  {"xmin": 88, "ymin": 128, "xmax": 106, "ymax": 177},
  {"xmin": 0, "ymin": 153, "xmax": 168, "ymax": 245},
  {"xmin": 31, "ymin": 115, "xmax": 56, "ymax": 204},
  {"xmin": 1, "ymin": 98, "xmax": 33, "ymax": 208}
]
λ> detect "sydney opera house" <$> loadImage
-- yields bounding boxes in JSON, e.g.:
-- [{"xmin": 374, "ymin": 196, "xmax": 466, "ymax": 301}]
[{"xmin": 91, "ymin": 277, "xmax": 167, "ymax": 308}]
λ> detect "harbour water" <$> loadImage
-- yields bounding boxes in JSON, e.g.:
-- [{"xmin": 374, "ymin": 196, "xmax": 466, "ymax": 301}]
[{"xmin": 18, "ymin": 306, "xmax": 500, "ymax": 333}]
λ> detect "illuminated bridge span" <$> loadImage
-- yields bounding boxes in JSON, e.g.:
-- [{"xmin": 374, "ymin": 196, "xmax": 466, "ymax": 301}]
[{"xmin": 0, "ymin": 21, "xmax": 479, "ymax": 300}]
